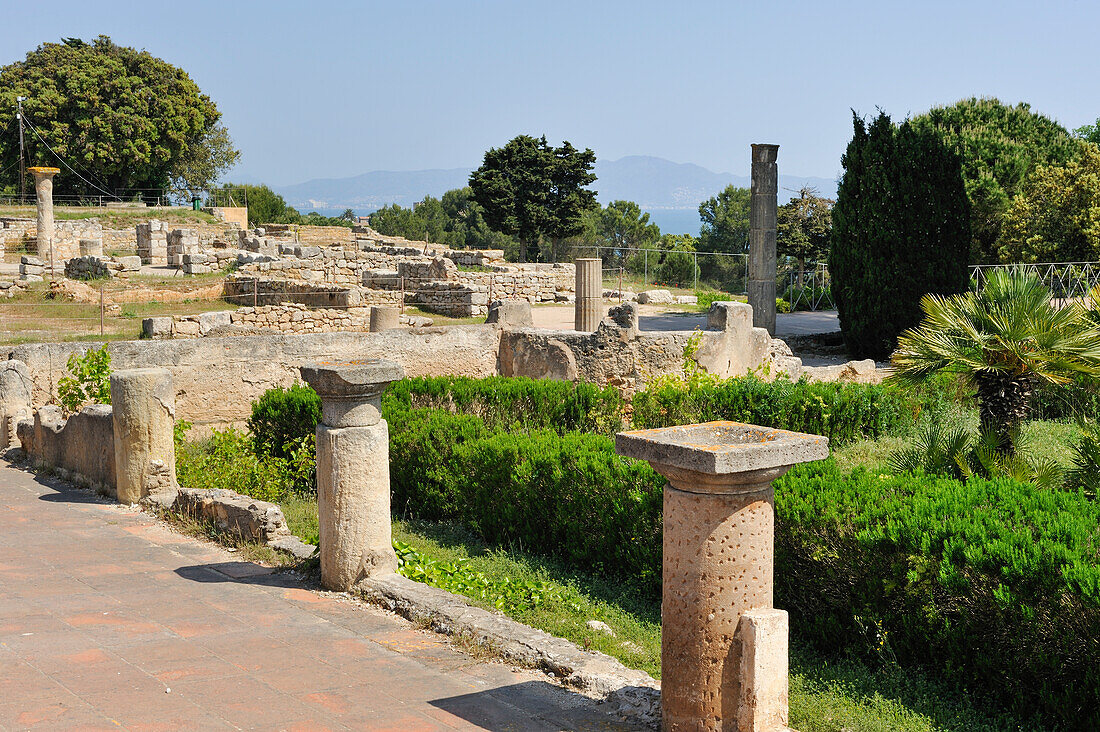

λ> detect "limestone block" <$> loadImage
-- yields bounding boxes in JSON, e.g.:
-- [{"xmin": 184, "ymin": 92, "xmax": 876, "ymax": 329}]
[
  {"xmin": 637, "ymin": 289, "xmax": 674, "ymax": 305},
  {"xmin": 117, "ymin": 255, "xmax": 141, "ymax": 271},
  {"xmin": 110, "ymin": 368, "xmax": 177, "ymax": 505},
  {"xmin": 738, "ymin": 608, "xmax": 790, "ymax": 732},
  {"xmin": 675, "ymin": 295, "xmax": 698, "ymax": 305},
  {"xmin": 198, "ymin": 310, "xmax": 232, "ymax": 335},
  {"xmin": 20, "ymin": 255, "xmax": 44, "ymax": 267},
  {"xmin": 370, "ymin": 306, "xmax": 400, "ymax": 332},
  {"xmin": 141, "ymin": 317, "xmax": 175, "ymax": 340},
  {"xmin": 173, "ymin": 320, "xmax": 200, "ymax": 337},
  {"xmin": 485, "ymin": 300, "xmax": 533, "ymax": 327},
  {"xmin": 79, "ymin": 238, "xmax": 104, "ymax": 257}
]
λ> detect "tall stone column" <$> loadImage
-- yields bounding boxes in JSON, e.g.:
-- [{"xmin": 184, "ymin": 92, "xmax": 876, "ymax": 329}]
[
  {"xmin": 28, "ymin": 166, "xmax": 60, "ymax": 266},
  {"xmin": 110, "ymin": 368, "xmax": 177, "ymax": 506},
  {"xmin": 749, "ymin": 145, "xmax": 779, "ymax": 335},
  {"xmin": 300, "ymin": 360, "xmax": 403, "ymax": 591},
  {"xmin": 616, "ymin": 421, "xmax": 828, "ymax": 731},
  {"xmin": 574, "ymin": 257, "xmax": 602, "ymax": 332}
]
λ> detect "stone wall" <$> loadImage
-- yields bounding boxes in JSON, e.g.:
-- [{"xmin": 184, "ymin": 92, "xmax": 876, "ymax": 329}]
[
  {"xmin": 64, "ymin": 255, "xmax": 141, "ymax": 280},
  {"xmin": 6, "ymin": 328, "xmax": 501, "ymax": 428},
  {"xmin": 16, "ymin": 404, "xmax": 116, "ymax": 494},
  {"xmin": 143, "ymin": 303, "xmax": 431, "ymax": 339},
  {"xmin": 205, "ymin": 207, "xmax": 248, "ymax": 230},
  {"xmin": 259, "ymin": 223, "xmax": 354, "ymax": 246},
  {"xmin": 222, "ymin": 276, "xmax": 402, "ymax": 308}
]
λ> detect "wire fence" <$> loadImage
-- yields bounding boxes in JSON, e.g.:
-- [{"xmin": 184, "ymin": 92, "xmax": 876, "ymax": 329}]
[{"xmin": 0, "ymin": 187, "xmax": 252, "ymax": 211}]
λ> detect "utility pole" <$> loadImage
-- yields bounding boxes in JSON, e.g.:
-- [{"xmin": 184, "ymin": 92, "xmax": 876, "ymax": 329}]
[{"xmin": 16, "ymin": 96, "xmax": 26, "ymax": 203}]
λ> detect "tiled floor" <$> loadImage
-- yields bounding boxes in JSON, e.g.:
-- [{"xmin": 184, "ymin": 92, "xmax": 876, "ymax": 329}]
[{"xmin": 0, "ymin": 463, "xmax": 639, "ymax": 731}]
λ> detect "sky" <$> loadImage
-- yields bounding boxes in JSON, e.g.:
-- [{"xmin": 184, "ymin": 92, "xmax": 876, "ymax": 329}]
[{"xmin": 4, "ymin": 0, "xmax": 1100, "ymax": 187}]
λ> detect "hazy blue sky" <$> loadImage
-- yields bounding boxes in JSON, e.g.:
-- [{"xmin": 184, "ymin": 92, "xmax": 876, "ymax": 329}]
[{"xmin": 5, "ymin": 0, "xmax": 1099, "ymax": 186}]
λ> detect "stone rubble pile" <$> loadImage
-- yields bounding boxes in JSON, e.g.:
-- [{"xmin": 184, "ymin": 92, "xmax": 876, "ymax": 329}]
[{"xmin": 63, "ymin": 254, "xmax": 140, "ymax": 280}]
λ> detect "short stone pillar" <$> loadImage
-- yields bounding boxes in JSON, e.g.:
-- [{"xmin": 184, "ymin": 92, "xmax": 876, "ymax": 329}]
[
  {"xmin": 300, "ymin": 360, "xmax": 403, "ymax": 591},
  {"xmin": 749, "ymin": 145, "xmax": 779, "ymax": 335},
  {"xmin": 29, "ymin": 166, "xmax": 60, "ymax": 265},
  {"xmin": 110, "ymin": 368, "xmax": 177, "ymax": 506},
  {"xmin": 616, "ymin": 421, "xmax": 829, "ymax": 731},
  {"xmin": 79, "ymin": 238, "xmax": 103, "ymax": 258},
  {"xmin": 574, "ymin": 258, "xmax": 602, "ymax": 332},
  {"xmin": 369, "ymin": 305, "xmax": 400, "ymax": 332}
]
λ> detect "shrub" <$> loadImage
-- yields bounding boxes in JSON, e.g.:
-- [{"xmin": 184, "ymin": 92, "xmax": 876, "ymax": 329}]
[
  {"xmin": 383, "ymin": 376, "xmax": 625, "ymax": 435},
  {"xmin": 775, "ymin": 460, "xmax": 1100, "ymax": 727},
  {"xmin": 775, "ymin": 297, "xmax": 792, "ymax": 314},
  {"xmin": 830, "ymin": 111, "xmax": 971, "ymax": 360},
  {"xmin": 247, "ymin": 384, "xmax": 321, "ymax": 460},
  {"xmin": 175, "ymin": 427, "xmax": 297, "ymax": 503},
  {"xmin": 630, "ymin": 373, "xmax": 917, "ymax": 447},
  {"xmin": 57, "ymin": 343, "xmax": 111, "ymax": 413},
  {"xmin": 694, "ymin": 291, "xmax": 732, "ymax": 311}
]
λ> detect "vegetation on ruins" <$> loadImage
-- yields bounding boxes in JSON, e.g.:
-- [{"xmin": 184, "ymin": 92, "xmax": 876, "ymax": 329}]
[
  {"xmin": 56, "ymin": 343, "xmax": 111, "ymax": 413},
  {"xmin": 830, "ymin": 111, "xmax": 971, "ymax": 361},
  {"xmin": 891, "ymin": 272, "xmax": 1100, "ymax": 452},
  {"xmin": 468, "ymin": 135, "xmax": 598, "ymax": 262},
  {"xmin": 912, "ymin": 97, "xmax": 1078, "ymax": 263},
  {"xmin": 0, "ymin": 37, "xmax": 238, "ymax": 197}
]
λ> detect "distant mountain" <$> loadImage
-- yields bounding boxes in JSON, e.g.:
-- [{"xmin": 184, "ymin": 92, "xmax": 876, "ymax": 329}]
[{"xmin": 274, "ymin": 156, "xmax": 838, "ymax": 234}]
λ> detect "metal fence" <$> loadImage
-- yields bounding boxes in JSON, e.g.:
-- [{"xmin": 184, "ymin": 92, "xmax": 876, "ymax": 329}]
[
  {"xmin": 0, "ymin": 187, "xmax": 251, "ymax": 210},
  {"xmin": 970, "ymin": 261, "xmax": 1100, "ymax": 300},
  {"xmin": 582, "ymin": 246, "xmax": 749, "ymax": 296}
]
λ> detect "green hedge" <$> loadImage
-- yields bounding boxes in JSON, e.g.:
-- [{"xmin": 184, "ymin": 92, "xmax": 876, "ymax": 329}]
[
  {"xmin": 631, "ymin": 374, "xmax": 921, "ymax": 446},
  {"xmin": 384, "ymin": 376, "xmax": 626, "ymax": 435},
  {"xmin": 387, "ymin": 407, "xmax": 663, "ymax": 590},
  {"xmin": 775, "ymin": 461, "xmax": 1100, "ymax": 726}
]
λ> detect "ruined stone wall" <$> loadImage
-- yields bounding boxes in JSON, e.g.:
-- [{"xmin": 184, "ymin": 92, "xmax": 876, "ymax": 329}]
[
  {"xmin": 258, "ymin": 223, "xmax": 354, "ymax": 246},
  {"xmin": 6, "ymin": 328, "xmax": 501, "ymax": 427},
  {"xmin": 143, "ymin": 303, "xmax": 430, "ymax": 339},
  {"xmin": 222, "ymin": 276, "xmax": 402, "ymax": 308},
  {"xmin": 16, "ymin": 404, "xmax": 116, "ymax": 493}
]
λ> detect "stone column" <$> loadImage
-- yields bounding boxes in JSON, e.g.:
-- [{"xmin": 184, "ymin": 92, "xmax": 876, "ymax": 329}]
[
  {"xmin": 110, "ymin": 368, "xmax": 177, "ymax": 506},
  {"xmin": 28, "ymin": 166, "xmax": 60, "ymax": 266},
  {"xmin": 616, "ymin": 421, "xmax": 828, "ymax": 731},
  {"xmin": 749, "ymin": 145, "xmax": 779, "ymax": 335},
  {"xmin": 300, "ymin": 360, "xmax": 403, "ymax": 591},
  {"xmin": 369, "ymin": 305, "xmax": 400, "ymax": 332},
  {"xmin": 574, "ymin": 257, "xmax": 602, "ymax": 332}
]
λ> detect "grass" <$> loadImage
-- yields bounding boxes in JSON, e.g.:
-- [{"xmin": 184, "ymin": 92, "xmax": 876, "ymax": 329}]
[
  {"xmin": 0, "ymin": 204, "xmax": 219, "ymax": 229},
  {"xmin": 401, "ymin": 305, "xmax": 486, "ymax": 326},
  {"xmin": 272, "ymin": 491, "xmax": 1040, "ymax": 731},
  {"xmin": 0, "ymin": 285, "xmax": 236, "ymax": 344}
]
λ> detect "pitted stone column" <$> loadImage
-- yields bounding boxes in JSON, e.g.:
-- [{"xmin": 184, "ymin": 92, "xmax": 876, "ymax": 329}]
[
  {"xmin": 300, "ymin": 360, "xmax": 403, "ymax": 591},
  {"xmin": 574, "ymin": 258, "xmax": 602, "ymax": 332},
  {"xmin": 749, "ymin": 145, "xmax": 779, "ymax": 335},
  {"xmin": 110, "ymin": 368, "xmax": 177, "ymax": 505},
  {"xmin": 369, "ymin": 306, "xmax": 400, "ymax": 332},
  {"xmin": 616, "ymin": 421, "xmax": 828, "ymax": 731},
  {"xmin": 29, "ymin": 166, "xmax": 60, "ymax": 264}
]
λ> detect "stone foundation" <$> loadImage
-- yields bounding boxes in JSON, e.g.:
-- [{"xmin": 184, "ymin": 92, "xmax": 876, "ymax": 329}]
[
  {"xmin": 142, "ymin": 303, "xmax": 432, "ymax": 339},
  {"xmin": 16, "ymin": 404, "xmax": 116, "ymax": 495}
]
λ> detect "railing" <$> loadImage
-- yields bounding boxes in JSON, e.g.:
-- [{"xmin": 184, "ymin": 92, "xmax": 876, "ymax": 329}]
[{"xmin": 970, "ymin": 262, "xmax": 1100, "ymax": 300}]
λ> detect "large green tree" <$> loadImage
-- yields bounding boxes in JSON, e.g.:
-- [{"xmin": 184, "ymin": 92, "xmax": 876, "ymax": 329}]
[
  {"xmin": 216, "ymin": 184, "xmax": 299, "ymax": 226},
  {"xmin": 830, "ymin": 111, "xmax": 971, "ymax": 360},
  {"xmin": 468, "ymin": 135, "xmax": 597, "ymax": 262},
  {"xmin": 913, "ymin": 98, "xmax": 1077, "ymax": 263},
  {"xmin": 1000, "ymin": 140, "xmax": 1100, "ymax": 263},
  {"xmin": 0, "ymin": 37, "xmax": 238, "ymax": 198},
  {"xmin": 777, "ymin": 187, "xmax": 833, "ymax": 287},
  {"xmin": 368, "ymin": 187, "xmax": 517, "ymax": 253},
  {"xmin": 697, "ymin": 185, "xmax": 750, "ymax": 289}
]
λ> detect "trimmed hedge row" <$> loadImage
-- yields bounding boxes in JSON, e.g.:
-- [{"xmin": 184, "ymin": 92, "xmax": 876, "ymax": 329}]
[{"xmin": 383, "ymin": 401, "xmax": 1100, "ymax": 727}]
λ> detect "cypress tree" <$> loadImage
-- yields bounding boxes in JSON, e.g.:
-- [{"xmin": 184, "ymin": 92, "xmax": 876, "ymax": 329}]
[{"xmin": 830, "ymin": 112, "xmax": 971, "ymax": 361}]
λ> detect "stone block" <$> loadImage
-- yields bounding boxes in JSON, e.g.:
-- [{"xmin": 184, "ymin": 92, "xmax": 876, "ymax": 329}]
[
  {"xmin": 198, "ymin": 310, "xmax": 232, "ymax": 335},
  {"xmin": 738, "ymin": 608, "xmax": 790, "ymax": 732},
  {"xmin": 142, "ymin": 317, "xmax": 174, "ymax": 339},
  {"xmin": 637, "ymin": 289, "xmax": 674, "ymax": 305},
  {"xmin": 117, "ymin": 255, "xmax": 141, "ymax": 271}
]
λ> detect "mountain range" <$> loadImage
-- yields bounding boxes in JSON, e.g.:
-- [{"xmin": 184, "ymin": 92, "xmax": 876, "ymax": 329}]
[{"xmin": 274, "ymin": 155, "xmax": 838, "ymax": 234}]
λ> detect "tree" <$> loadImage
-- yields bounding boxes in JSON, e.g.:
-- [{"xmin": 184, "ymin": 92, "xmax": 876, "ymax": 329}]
[
  {"xmin": 368, "ymin": 187, "xmax": 518, "ymax": 253},
  {"xmin": 0, "ymin": 36, "xmax": 238, "ymax": 197},
  {"xmin": 590, "ymin": 200, "xmax": 661, "ymax": 274},
  {"xmin": 830, "ymin": 111, "xmax": 971, "ymax": 361},
  {"xmin": 654, "ymin": 233, "xmax": 699, "ymax": 287},
  {"xmin": 777, "ymin": 187, "xmax": 833, "ymax": 287},
  {"xmin": 697, "ymin": 185, "xmax": 750, "ymax": 290},
  {"xmin": 1074, "ymin": 118, "xmax": 1100, "ymax": 145},
  {"xmin": 913, "ymin": 98, "xmax": 1078, "ymax": 263},
  {"xmin": 892, "ymin": 272, "xmax": 1100, "ymax": 452},
  {"xmin": 217, "ymin": 184, "xmax": 299, "ymax": 226},
  {"xmin": 469, "ymin": 135, "xmax": 597, "ymax": 262},
  {"xmin": 1000, "ymin": 140, "xmax": 1100, "ymax": 263}
]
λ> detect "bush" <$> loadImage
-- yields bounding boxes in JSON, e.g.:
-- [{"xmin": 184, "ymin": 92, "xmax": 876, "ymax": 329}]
[
  {"xmin": 57, "ymin": 344, "xmax": 111, "ymax": 413},
  {"xmin": 694, "ymin": 291, "xmax": 732, "ymax": 310},
  {"xmin": 247, "ymin": 384, "xmax": 321, "ymax": 460},
  {"xmin": 630, "ymin": 373, "xmax": 918, "ymax": 447},
  {"xmin": 775, "ymin": 297, "xmax": 792, "ymax": 314},
  {"xmin": 775, "ymin": 460, "xmax": 1100, "ymax": 727},
  {"xmin": 383, "ymin": 376, "xmax": 626, "ymax": 435},
  {"xmin": 175, "ymin": 427, "xmax": 305, "ymax": 503},
  {"xmin": 829, "ymin": 111, "xmax": 971, "ymax": 360}
]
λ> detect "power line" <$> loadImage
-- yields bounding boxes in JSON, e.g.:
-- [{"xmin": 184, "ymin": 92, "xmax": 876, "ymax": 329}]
[{"xmin": 20, "ymin": 115, "xmax": 120, "ymax": 200}]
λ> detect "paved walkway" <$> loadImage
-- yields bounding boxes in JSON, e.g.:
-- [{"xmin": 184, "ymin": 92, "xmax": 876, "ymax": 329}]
[
  {"xmin": 529, "ymin": 303, "xmax": 840, "ymax": 337},
  {"xmin": 0, "ymin": 463, "xmax": 638, "ymax": 731}
]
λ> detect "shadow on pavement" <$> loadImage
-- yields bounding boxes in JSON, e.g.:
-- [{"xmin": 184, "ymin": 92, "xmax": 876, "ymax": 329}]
[
  {"xmin": 175, "ymin": 561, "xmax": 306, "ymax": 589},
  {"xmin": 429, "ymin": 679, "xmax": 652, "ymax": 731}
]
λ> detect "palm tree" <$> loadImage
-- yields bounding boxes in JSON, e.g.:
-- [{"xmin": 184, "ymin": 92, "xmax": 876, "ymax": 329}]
[{"xmin": 890, "ymin": 272, "xmax": 1100, "ymax": 452}]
